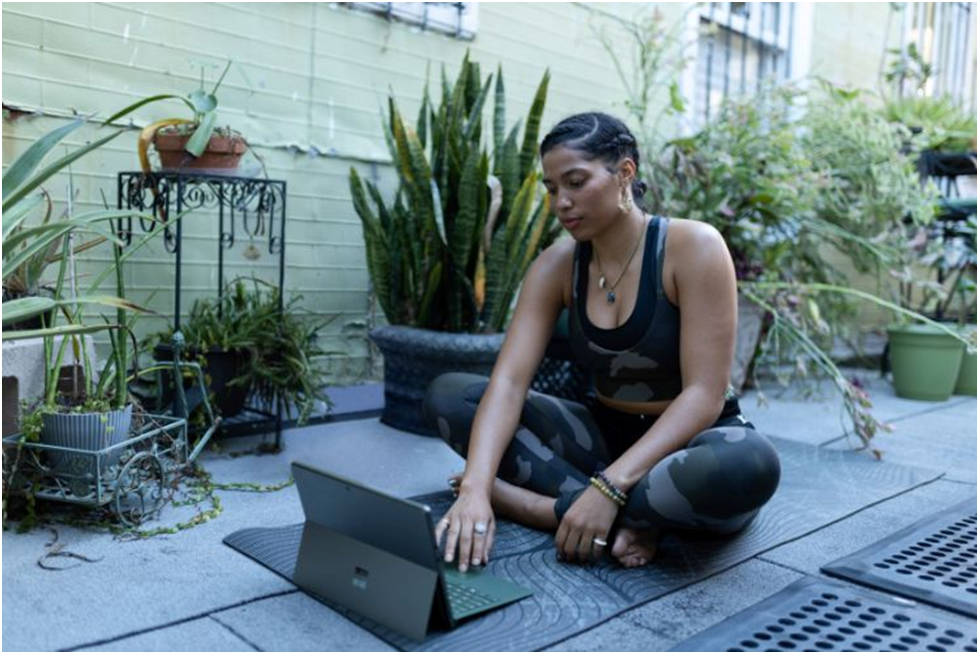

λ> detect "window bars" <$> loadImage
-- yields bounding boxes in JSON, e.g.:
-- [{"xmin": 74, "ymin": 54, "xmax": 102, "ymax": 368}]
[
  {"xmin": 695, "ymin": 2, "xmax": 794, "ymax": 124},
  {"xmin": 899, "ymin": 2, "xmax": 976, "ymax": 109},
  {"xmin": 346, "ymin": 2, "xmax": 477, "ymax": 40}
]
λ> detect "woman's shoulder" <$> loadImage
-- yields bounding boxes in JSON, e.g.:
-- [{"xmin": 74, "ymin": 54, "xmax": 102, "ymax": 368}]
[
  {"xmin": 661, "ymin": 217, "xmax": 727, "ymax": 256},
  {"xmin": 659, "ymin": 217, "xmax": 733, "ymax": 298},
  {"xmin": 524, "ymin": 236, "xmax": 576, "ymax": 305},
  {"xmin": 661, "ymin": 216, "xmax": 722, "ymax": 239}
]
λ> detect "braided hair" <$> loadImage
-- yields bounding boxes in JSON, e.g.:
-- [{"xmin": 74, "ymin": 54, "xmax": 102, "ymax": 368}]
[{"xmin": 539, "ymin": 112, "xmax": 649, "ymax": 203}]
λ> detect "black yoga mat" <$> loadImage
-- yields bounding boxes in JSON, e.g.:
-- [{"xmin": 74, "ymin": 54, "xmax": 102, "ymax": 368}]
[{"xmin": 224, "ymin": 437, "xmax": 940, "ymax": 651}]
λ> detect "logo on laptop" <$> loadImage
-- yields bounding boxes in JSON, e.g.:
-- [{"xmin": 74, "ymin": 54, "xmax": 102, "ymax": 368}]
[{"xmin": 352, "ymin": 565, "xmax": 369, "ymax": 590}]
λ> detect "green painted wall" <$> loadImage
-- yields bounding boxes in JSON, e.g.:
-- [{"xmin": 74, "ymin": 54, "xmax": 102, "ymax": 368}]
[
  {"xmin": 810, "ymin": 2, "xmax": 902, "ymax": 92},
  {"xmin": 4, "ymin": 2, "xmax": 968, "ymax": 382},
  {"xmin": 3, "ymin": 2, "xmax": 657, "ymax": 382}
]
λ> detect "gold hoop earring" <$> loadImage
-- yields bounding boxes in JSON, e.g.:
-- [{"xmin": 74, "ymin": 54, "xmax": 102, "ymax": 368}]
[{"xmin": 618, "ymin": 187, "xmax": 634, "ymax": 213}]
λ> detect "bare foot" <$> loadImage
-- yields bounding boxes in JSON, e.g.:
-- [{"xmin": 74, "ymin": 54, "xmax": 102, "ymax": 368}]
[
  {"xmin": 447, "ymin": 472, "xmax": 558, "ymax": 530},
  {"xmin": 610, "ymin": 527, "xmax": 659, "ymax": 568}
]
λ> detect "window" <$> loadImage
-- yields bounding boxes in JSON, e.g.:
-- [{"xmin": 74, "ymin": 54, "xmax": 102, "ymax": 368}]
[
  {"xmin": 345, "ymin": 2, "xmax": 478, "ymax": 40},
  {"xmin": 690, "ymin": 2, "xmax": 797, "ymax": 125},
  {"xmin": 898, "ymin": 2, "xmax": 976, "ymax": 109}
]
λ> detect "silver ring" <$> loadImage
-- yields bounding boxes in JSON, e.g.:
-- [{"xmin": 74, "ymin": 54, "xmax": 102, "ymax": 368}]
[
  {"xmin": 592, "ymin": 537, "xmax": 608, "ymax": 547},
  {"xmin": 474, "ymin": 521, "xmax": 488, "ymax": 535}
]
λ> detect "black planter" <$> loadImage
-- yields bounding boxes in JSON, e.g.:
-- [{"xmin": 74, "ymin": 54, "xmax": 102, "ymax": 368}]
[
  {"xmin": 369, "ymin": 326, "xmax": 504, "ymax": 436},
  {"xmin": 153, "ymin": 343, "xmax": 252, "ymax": 417}
]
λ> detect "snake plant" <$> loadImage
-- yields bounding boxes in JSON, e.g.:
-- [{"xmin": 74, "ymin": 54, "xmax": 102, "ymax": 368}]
[{"xmin": 350, "ymin": 55, "xmax": 558, "ymax": 333}]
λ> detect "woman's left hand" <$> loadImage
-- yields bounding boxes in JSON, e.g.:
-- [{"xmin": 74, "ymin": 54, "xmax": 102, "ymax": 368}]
[{"xmin": 555, "ymin": 485, "xmax": 619, "ymax": 563}]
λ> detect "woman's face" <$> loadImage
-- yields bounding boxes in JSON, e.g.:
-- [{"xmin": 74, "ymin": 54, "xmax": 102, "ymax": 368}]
[{"xmin": 542, "ymin": 145, "xmax": 627, "ymax": 241}]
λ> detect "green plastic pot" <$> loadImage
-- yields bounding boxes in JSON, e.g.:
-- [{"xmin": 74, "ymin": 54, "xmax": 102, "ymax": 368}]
[
  {"xmin": 887, "ymin": 324, "xmax": 964, "ymax": 401},
  {"xmin": 954, "ymin": 345, "xmax": 977, "ymax": 395}
]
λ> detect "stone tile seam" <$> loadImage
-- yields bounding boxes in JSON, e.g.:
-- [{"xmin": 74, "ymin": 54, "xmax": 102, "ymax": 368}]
[
  {"xmin": 207, "ymin": 614, "xmax": 262, "ymax": 652},
  {"xmin": 885, "ymin": 396, "xmax": 976, "ymax": 424}
]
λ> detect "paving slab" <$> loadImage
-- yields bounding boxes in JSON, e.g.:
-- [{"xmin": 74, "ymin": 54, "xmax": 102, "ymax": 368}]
[{"xmin": 77, "ymin": 617, "xmax": 257, "ymax": 652}]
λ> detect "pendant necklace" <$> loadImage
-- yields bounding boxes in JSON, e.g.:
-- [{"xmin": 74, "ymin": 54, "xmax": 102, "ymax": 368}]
[{"xmin": 593, "ymin": 216, "xmax": 648, "ymax": 304}]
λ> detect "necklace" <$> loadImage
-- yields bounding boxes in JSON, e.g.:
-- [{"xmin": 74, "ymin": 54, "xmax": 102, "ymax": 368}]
[{"xmin": 593, "ymin": 217, "xmax": 648, "ymax": 304}]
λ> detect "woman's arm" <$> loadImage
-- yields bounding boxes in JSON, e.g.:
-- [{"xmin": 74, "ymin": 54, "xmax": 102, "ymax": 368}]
[
  {"xmin": 458, "ymin": 243, "xmax": 571, "ymax": 493},
  {"xmin": 439, "ymin": 241, "xmax": 571, "ymax": 570}
]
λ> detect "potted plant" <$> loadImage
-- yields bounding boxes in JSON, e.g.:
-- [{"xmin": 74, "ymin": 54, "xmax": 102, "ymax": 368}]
[
  {"xmin": 1, "ymin": 99, "xmax": 227, "ymax": 530},
  {"xmin": 881, "ymin": 43, "xmax": 978, "ymax": 158},
  {"xmin": 956, "ymin": 328, "xmax": 977, "ymax": 396},
  {"xmin": 799, "ymin": 84, "xmax": 972, "ymax": 405},
  {"xmin": 882, "ymin": 94, "xmax": 977, "ymax": 156},
  {"xmin": 32, "ymin": 251, "xmax": 139, "ymax": 477},
  {"xmin": 349, "ymin": 54, "xmax": 557, "ymax": 434},
  {"xmin": 2, "ymin": 120, "xmax": 160, "ymax": 479},
  {"xmin": 646, "ymin": 85, "xmax": 831, "ymax": 392},
  {"xmin": 634, "ymin": 73, "xmax": 956, "ymax": 446},
  {"xmin": 11, "ymin": 234, "xmax": 152, "ymax": 478},
  {"xmin": 247, "ymin": 282, "xmax": 335, "ymax": 426},
  {"xmin": 933, "ymin": 214, "xmax": 977, "ymax": 397},
  {"xmin": 883, "ymin": 208, "xmax": 970, "ymax": 401},
  {"xmin": 885, "ymin": 321, "xmax": 965, "ymax": 401},
  {"xmin": 2, "ymin": 187, "xmax": 129, "ymax": 336},
  {"xmin": 153, "ymin": 278, "xmax": 332, "ymax": 425},
  {"xmin": 154, "ymin": 281, "xmax": 259, "ymax": 419},
  {"xmin": 104, "ymin": 61, "xmax": 247, "ymax": 175}
]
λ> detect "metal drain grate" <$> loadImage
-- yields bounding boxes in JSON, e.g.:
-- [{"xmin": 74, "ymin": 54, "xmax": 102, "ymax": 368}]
[
  {"xmin": 672, "ymin": 577, "xmax": 978, "ymax": 652},
  {"xmin": 823, "ymin": 497, "xmax": 976, "ymax": 616}
]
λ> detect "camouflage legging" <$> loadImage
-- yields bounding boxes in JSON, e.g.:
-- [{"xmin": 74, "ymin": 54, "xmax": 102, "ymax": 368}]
[{"xmin": 423, "ymin": 373, "xmax": 781, "ymax": 534}]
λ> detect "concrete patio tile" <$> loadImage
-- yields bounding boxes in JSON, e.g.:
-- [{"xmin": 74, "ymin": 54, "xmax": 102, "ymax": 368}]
[
  {"xmin": 211, "ymin": 590, "xmax": 395, "ymax": 652},
  {"xmin": 1, "ymin": 418, "xmax": 459, "ymax": 652},
  {"xmin": 759, "ymin": 478, "xmax": 976, "ymax": 576},
  {"xmin": 0, "ymin": 488, "xmax": 299, "ymax": 652},
  {"xmin": 824, "ymin": 401, "xmax": 977, "ymax": 483},
  {"xmin": 77, "ymin": 617, "xmax": 257, "ymax": 652},
  {"xmin": 202, "ymin": 417, "xmax": 464, "ymax": 498},
  {"xmin": 740, "ymin": 371, "xmax": 975, "ymax": 448}
]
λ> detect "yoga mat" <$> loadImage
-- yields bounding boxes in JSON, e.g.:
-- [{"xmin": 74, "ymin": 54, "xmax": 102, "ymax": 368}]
[{"xmin": 224, "ymin": 437, "xmax": 941, "ymax": 651}]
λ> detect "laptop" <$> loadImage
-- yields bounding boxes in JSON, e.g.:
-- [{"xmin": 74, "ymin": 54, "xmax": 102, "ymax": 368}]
[{"xmin": 291, "ymin": 461, "xmax": 533, "ymax": 641}]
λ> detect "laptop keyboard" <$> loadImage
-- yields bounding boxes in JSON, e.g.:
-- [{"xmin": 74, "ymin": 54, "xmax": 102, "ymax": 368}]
[{"xmin": 445, "ymin": 579, "xmax": 498, "ymax": 615}]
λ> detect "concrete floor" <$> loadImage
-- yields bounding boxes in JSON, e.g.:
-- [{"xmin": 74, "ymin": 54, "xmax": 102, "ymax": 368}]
[{"xmin": 2, "ymin": 370, "xmax": 976, "ymax": 651}]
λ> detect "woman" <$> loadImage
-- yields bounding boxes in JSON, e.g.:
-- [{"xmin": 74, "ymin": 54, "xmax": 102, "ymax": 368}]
[{"xmin": 423, "ymin": 112, "xmax": 780, "ymax": 571}]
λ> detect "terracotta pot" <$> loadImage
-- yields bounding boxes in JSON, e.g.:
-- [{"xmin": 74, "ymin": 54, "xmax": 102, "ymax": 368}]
[{"xmin": 154, "ymin": 131, "xmax": 247, "ymax": 173}]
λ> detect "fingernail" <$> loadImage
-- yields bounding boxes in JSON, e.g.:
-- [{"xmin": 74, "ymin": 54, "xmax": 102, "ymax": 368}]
[
  {"xmin": 445, "ymin": 554, "xmax": 452, "ymax": 562},
  {"xmin": 460, "ymin": 564, "xmax": 468, "ymax": 572},
  {"xmin": 472, "ymin": 558, "xmax": 480, "ymax": 566}
]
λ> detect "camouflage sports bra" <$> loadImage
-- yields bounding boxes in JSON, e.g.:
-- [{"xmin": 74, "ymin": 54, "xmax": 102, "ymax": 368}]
[{"xmin": 568, "ymin": 216, "xmax": 683, "ymax": 403}]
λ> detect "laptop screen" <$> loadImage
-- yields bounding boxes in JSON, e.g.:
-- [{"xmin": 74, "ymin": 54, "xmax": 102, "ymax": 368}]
[{"xmin": 291, "ymin": 461, "xmax": 441, "ymax": 570}]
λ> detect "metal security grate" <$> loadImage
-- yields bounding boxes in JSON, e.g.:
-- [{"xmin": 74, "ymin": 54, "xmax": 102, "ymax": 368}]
[
  {"xmin": 673, "ymin": 577, "xmax": 978, "ymax": 652},
  {"xmin": 873, "ymin": 513, "xmax": 976, "ymax": 591},
  {"xmin": 823, "ymin": 498, "xmax": 977, "ymax": 616}
]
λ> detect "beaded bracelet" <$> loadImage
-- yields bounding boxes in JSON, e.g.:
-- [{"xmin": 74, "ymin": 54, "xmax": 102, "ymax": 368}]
[
  {"xmin": 589, "ymin": 476, "xmax": 626, "ymax": 507},
  {"xmin": 595, "ymin": 470, "xmax": 628, "ymax": 505}
]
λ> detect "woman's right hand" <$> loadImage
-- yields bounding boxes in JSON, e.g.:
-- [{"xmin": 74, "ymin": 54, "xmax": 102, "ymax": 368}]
[{"xmin": 434, "ymin": 482, "xmax": 495, "ymax": 572}]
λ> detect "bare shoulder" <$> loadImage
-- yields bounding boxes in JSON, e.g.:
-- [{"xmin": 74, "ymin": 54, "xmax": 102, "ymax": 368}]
[
  {"xmin": 662, "ymin": 218, "xmax": 734, "ymax": 301},
  {"xmin": 525, "ymin": 237, "xmax": 575, "ymax": 302},
  {"xmin": 665, "ymin": 217, "xmax": 728, "ymax": 256},
  {"xmin": 536, "ymin": 236, "xmax": 576, "ymax": 271}
]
